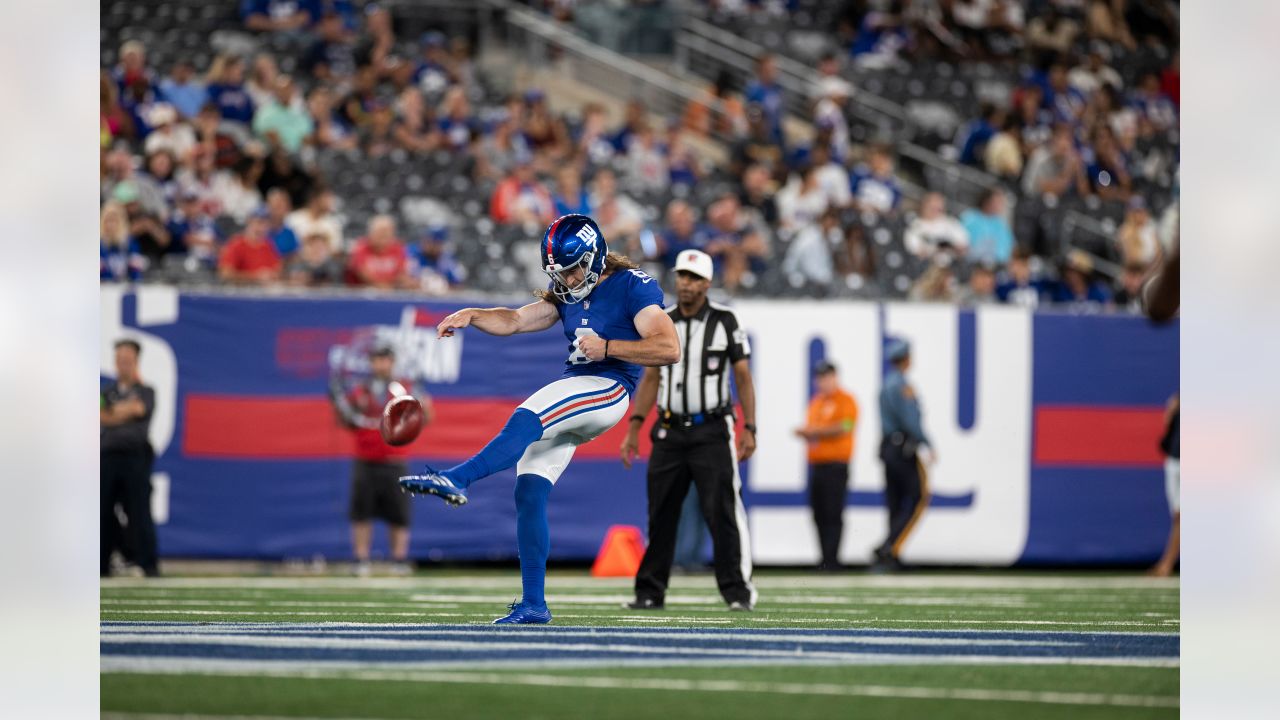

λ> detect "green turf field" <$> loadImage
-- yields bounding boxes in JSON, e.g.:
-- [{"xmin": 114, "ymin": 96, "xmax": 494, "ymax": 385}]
[{"xmin": 101, "ymin": 569, "xmax": 1179, "ymax": 719}]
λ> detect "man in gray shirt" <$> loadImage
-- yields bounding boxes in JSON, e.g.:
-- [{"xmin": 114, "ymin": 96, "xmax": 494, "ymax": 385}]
[
  {"xmin": 101, "ymin": 339, "xmax": 159, "ymax": 577},
  {"xmin": 1021, "ymin": 124, "xmax": 1088, "ymax": 198}
]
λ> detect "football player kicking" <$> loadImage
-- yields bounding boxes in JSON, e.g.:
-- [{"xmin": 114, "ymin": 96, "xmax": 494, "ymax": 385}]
[{"xmin": 400, "ymin": 214, "xmax": 679, "ymax": 624}]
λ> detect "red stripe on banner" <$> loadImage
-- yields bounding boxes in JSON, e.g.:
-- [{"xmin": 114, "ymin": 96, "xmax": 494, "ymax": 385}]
[
  {"xmin": 1033, "ymin": 406, "xmax": 1165, "ymax": 466},
  {"xmin": 541, "ymin": 386, "xmax": 626, "ymax": 426},
  {"xmin": 413, "ymin": 308, "xmax": 447, "ymax": 327},
  {"xmin": 183, "ymin": 394, "xmax": 653, "ymax": 461}
]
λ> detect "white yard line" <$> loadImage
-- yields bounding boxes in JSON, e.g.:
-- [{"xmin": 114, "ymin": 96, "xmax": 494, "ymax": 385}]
[
  {"xmin": 100, "ymin": 609, "xmax": 1177, "ymax": 628},
  {"xmin": 104, "ymin": 592, "xmax": 1045, "ymax": 607},
  {"xmin": 101, "ymin": 575, "xmax": 1180, "ymax": 591},
  {"xmin": 103, "ymin": 610, "xmax": 470, "ymax": 618},
  {"xmin": 98, "ymin": 665, "xmax": 1179, "ymax": 707},
  {"xmin": 406, "ymin": 593, "xmax": 1044, "ymax": 607},
  {"xmin": 101, "ymin": 621, "xmax": 1180, "ymax": 637},
  {"xmin": 743, "ymin": 618, "xmax": 1177, "ymax": 627},
  {"xmin": 104, "ymin": 714, "xmax": 394, "ymax": 720},
  {"xmin": 102, "ymin": 654, "xmax": 1179, "ymax": 676},
  {"xmin": 101, "ymin": 599, "xmax": 463, "ymax": 610}
]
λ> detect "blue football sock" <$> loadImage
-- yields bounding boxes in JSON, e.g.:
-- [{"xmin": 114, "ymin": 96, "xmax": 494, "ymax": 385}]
[
  {"xmin": 514, "ymin": 474, "xmax": 553, "ymax": 608},
  {"xmin": 442, "ymin": 408, "xmax": 543, "ymax": 489}
]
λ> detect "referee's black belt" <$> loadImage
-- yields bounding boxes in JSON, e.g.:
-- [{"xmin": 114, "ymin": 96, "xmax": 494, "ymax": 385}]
[{"xmin": 660, "ymin": 408, "xmax": 732, "ymax": 428}]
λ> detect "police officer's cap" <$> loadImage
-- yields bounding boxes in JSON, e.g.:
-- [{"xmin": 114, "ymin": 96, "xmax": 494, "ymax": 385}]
[{"xmin": 886, "ymin": 339, "xmax": 911, "ymax": 362}]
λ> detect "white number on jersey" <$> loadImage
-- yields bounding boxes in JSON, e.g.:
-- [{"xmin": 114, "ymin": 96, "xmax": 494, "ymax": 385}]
[
  {"xmin": 628, "ymin": 269, "xmax": 654, "ymax": 283},
  {"xmin": 568, "ymin": 327, "xmax": 598, "ymax": 365}
]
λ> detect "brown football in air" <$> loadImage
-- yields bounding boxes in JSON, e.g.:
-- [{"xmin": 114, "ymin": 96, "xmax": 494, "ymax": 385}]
[{"xmin": 380, "ymin": 395, "xmax": 425, "ymax": 446}]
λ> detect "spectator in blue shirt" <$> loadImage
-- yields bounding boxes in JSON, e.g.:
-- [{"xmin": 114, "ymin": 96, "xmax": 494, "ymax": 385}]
[
  {"xmin": 704, "ymin": 193, "xmax": 768, "ymax": 292},
  {"xmin": 573, "ymin": 102, "xmax": 617, "ymax": 169},
  {"xmin": 206, "ymin": 55, "xmax": 255, "ymax": 125},
  {"xmin": 657, "ymin": 200, "xmax": 710, "ymax": 268},
  {"xmin": 158, "ymin": 61, "xmax": 206, "ymax": 119},
  {"xmin": 665, "ymin": 122, "xmax": 701, "ymax": 188},
  {"xmin": 119, "ymin": 73, "xmax": 164, "ymax": 141},
  {"xmin": 264, "ymin": 188, "xmax": 300, "ymax": 257},
  {"xmin": 304, "ymin": 10, "xmax": 357, "ymax": 83},
  {"xmin": 955, "ymin": 104, "xmax": 1004, "ymax": 167},
  {"xmin": 101, "ymin": 202, "xmax": 146, "ymax": 282},
  {"xmin": 413, "ymin": 31, "xmax": 452, "ymax": 99},
  {"xmin": 165, "ymin": 188, "xmax": 214, "ymax": 256},
  {"xmin": 1130, "ymin": 72, "xmax": 1178, "ymax": 132},
  {"xmin": 552, "ymin": 166, "xmax": 592, "ymax": 218},
  {"xmin": 744, "ymin": 54, "xmax": 785, "ymax": 144},
  {"xmin": 849, "ymin": 145, "xmax": 903, "ymax": 217},
  {"xmin": 1014, "ymin": 84, "xmax": 1053, "ymax": 152},
  {"xmin": 1082, "ymin": 125, "xmax": 1132, "ymax": 201},
  {"xmin": 1051, "ymin": 251, "xmax": 1112, "ymax": 308},
  {"xmin": 111, "ymin": 40, "xmax": 157, "ymax": 99},
  {"xmin": 960, "ymin": 189, "xmax": 1016, "ymax": 264},
  {"xmin": 850, "ymin": 3, "xmax": 910, "ymax": 70},
  {"xmin": 407, "ymin": 224, "xmax": 464, "ymax": 293},
  {"xmin": 1044, "ymin": 63, "xmax": 1087, "ymax": 123},
  {"xmin": 995, "ymin": 247, "xmax": 1049, "ymax": 308},
  {"xmin": 437, "ymin": 87, "xmax": 475, "ymax": 152},
  {"xmin": 609, "ymin": 99, "xmax": 647, "ymax": 154},
  {"xmin": 240, "ymin": 0, "xmax": 320, "ymax": 33}
]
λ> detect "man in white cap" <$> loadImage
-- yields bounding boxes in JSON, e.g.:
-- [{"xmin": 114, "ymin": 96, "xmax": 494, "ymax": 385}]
[
  {"xmin": 143, "ymin": 102, "xmax": 197, "ymax": 159},
  {"xmin": 621, "ymin": 249, "xmax": 760, "ymax": 611}
]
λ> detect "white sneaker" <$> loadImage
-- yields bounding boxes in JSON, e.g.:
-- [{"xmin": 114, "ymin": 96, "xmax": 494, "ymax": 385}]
[{"xmin": 353, "ymin": 561, "xmax": 372, "ymax": 578}]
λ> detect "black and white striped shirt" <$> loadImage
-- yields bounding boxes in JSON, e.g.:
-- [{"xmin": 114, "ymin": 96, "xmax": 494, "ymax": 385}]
[{"xmin": 658, "ymin": 300, "xmax": 751, "ymax": 416}]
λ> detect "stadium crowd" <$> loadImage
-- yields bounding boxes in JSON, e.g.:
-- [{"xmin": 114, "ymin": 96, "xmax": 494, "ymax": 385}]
[{"xmin": 101, "ymin": 0, "xmax": 1178, "ymax": 312}]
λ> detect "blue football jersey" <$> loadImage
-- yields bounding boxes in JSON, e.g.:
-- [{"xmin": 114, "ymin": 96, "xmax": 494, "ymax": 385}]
[{"xmin": 556, "ymin": 267, "xmax": 665, "ymax": 393}]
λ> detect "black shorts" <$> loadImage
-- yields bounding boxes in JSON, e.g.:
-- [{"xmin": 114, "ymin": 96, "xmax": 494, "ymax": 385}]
[{"xmin": 350, "ymin": 459, "xmax": 411, "ymax": 526}]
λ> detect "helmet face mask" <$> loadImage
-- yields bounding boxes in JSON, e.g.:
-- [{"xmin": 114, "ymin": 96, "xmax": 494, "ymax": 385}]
[
  {"xmin": 541, "ymin": 214, "xmax": 607, "ymax": 304},
  {"xmin": 546, "ymin": 250, "xmax": 598, "ymax": 303}
]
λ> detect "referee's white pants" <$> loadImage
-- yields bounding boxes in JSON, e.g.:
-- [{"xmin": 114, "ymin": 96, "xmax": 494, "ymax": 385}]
[{"xmin": 515, "ymin": 376, "xmax": 630, "ymax": 484}]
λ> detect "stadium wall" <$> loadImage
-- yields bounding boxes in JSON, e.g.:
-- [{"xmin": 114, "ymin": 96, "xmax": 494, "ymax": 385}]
[{"xmin": 100, "ymin": 286, "xmax": 1179, "ymax": 566}]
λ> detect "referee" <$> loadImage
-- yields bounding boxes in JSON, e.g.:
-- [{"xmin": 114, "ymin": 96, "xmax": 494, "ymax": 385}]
[{"xmin": 621, "ymin": 249, "xmax": 758, "ymax": 611}]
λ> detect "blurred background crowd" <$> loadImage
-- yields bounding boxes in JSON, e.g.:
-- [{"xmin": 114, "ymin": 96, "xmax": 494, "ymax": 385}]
[{"xmin": 100, "ymin": 0, "xmax": 1178, "ymax": 312}]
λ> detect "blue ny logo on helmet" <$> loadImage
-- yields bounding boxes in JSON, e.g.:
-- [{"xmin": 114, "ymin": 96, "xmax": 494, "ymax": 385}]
[{"xmin": 541, "ymin": 214, "xmax": 608, "ymax": 304}]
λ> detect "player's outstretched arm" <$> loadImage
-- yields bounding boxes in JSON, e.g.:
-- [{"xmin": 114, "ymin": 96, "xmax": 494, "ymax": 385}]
[
  {"xmin": 437, "ymin": 300, "xmax": 559, "ymax": 338},
  {"xmin": 581, "ymin": 305, "xmax": 680, "ymax": 366}
]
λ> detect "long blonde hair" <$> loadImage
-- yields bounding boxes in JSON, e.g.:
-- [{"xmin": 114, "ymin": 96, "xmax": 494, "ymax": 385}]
[
  {"xmin": 534, "ymin": 252, "xmax": 641, "ymax": 303},
  {"xmin": 100, "ymin": 201, "xmax": 129, "ymax": 246}
]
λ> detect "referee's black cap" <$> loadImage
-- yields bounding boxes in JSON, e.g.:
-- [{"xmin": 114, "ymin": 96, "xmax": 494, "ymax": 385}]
[
  {"xmin": 370, "ymin": 343, "xmax": 395, "ymax": 358},
  {"xmin": 813, "ymin": 359, "xmax": 838, "ymax": 376}
]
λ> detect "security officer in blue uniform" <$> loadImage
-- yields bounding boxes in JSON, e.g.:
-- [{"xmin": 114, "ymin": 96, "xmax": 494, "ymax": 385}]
[{"xmin": 873, "ymin": 339, "xmax": 933, "ymax": 571}]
